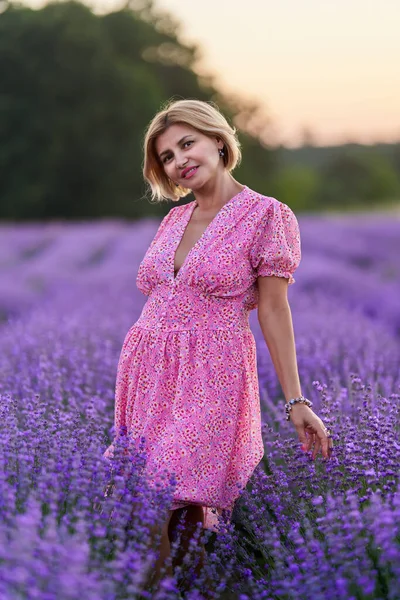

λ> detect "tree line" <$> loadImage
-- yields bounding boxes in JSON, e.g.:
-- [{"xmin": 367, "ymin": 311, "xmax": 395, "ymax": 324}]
[{"xmin": 1, "ymin": 0, "xmax": 399, "ymax": 220}]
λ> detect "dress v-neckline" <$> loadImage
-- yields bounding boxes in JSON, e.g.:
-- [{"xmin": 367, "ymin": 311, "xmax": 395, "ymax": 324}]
[{"xmin": 172, "ymin": 185, "xmax": 248, "ymax": 282}]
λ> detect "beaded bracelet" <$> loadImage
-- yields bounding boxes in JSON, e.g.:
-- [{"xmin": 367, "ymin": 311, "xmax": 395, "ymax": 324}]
[{"xmin": 284, "ymin": 395, "xmax": 313, "ymax": 421}]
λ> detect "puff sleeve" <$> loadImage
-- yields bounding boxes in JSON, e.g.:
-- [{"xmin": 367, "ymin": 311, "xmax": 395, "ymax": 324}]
[{"xmin": 250, "ymin": 199, "xmax": 301, "ymax": 285}]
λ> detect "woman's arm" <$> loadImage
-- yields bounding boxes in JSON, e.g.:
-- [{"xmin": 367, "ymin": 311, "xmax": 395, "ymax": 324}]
[
  {"xmin": 257, "ymin": 275, "xmax": 301, "ymax": 402},
  {"xmin": 257, "ymin": 274, "xmax": 333, "ymax": 459}
]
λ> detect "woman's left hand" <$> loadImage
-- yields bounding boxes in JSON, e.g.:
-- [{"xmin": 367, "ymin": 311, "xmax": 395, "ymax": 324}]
[{"xmin": 288, "ymin": 403, "xmax": 333, "ymax": 460}]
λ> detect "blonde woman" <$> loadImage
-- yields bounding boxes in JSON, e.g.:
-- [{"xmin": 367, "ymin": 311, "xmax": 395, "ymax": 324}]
[{"xmin": 104, "ymin": 98, "xmax": 333, "ymax": 594}]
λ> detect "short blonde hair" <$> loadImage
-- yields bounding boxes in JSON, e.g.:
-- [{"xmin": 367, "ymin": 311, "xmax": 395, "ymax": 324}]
[{"xmin": 142, "ymin": 98, "xmax": 242, "ymax": 203}]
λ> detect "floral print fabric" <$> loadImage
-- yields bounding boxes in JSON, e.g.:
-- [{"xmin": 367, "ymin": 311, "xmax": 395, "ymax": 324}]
[{"xmin": 103, "ymin": 185, "xmax": 301, "ymax": 531}]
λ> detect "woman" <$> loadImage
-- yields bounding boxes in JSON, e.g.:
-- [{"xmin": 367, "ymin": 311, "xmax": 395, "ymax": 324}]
[{"xmin": 103, "ymin": 98, "xmax": 333, "ymax": 592}]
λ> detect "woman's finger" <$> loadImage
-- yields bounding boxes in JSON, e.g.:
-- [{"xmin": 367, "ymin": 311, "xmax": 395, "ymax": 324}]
[
  {"xmin": 318, "ymin": 425, "xmax": 333, "ymax": 459},
  {"xmin": 304, "ymin": 431, "xmax": 313, "ymax": 451},
  {"xmin": 312, "ymin": 435, "xmax": 321, "ymax": 460},
  {"xmin": 304, "ymin": 427, "xmax": 315, "ymax": 451},
  {"xmin": 327, "ymin": 433, "xmax": 334, "ymax": 457}
]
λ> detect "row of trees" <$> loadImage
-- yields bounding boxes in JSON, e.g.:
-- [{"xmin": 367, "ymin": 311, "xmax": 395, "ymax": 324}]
[
  {"xmin": 1, "ymin": 0, "xmax": 280, "ymax": 219},
  {"xmin": 1, "ymin": 0, "xmax": 399, "ymax": 220},
  {"xmin": 273, "ymin": 145, "xmax": 400, "ymax": 211}
]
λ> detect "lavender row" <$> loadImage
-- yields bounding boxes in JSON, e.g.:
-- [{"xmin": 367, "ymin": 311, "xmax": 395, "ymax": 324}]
[{"xmin": 0, "ymin": 215, "xmax": 399, "ymax": 599}]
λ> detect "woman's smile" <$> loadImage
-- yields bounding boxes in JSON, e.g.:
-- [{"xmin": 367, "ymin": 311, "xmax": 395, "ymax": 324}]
[{"xmin": 182, "ymin": 166, "xmax": 199, "ymax": 180}]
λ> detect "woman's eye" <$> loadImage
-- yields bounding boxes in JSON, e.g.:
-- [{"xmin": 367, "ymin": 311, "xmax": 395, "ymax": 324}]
[{"xmin": 163, "ymin": 141, "xmax": 193, "ymax": 163}]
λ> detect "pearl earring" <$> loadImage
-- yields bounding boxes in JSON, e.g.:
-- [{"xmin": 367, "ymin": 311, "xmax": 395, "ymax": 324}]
[{"xmin": 219, "ymin": 148, "xmax": 225, "ymax": 157}]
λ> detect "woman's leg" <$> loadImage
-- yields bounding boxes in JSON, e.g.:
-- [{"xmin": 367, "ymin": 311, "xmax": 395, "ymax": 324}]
[
  {"xmin": 168, "ymin": 504, "xmax": 208, "ymax": 592},
  {"xmin": 143, "ymin": 504, "xmax": 214, "ymax": 595},
  {"xmin": 143, "ymin": 509, "xmax": 174, "ymax": 593}
]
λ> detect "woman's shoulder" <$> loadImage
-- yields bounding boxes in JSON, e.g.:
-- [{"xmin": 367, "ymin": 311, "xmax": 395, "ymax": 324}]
[
  {"xmin": 245, "ymin": 186, "xmax": 292, "ymax": 216},
  {"xmin": 156, "ymin": 201, "xmax": 191, "ymax": 228},
  {"xmin": 166, "ymin": 200, "xmax": 193, "ymax": 219},
  {"xmin": 243, "ymin": 188, "xmax": 299, "ymax": 239}
]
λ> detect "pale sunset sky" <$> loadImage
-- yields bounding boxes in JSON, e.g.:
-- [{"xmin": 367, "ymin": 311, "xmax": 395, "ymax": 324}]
[{"xmin": 25, "ymin": 0, "xmax": 400, "ymax": 148}]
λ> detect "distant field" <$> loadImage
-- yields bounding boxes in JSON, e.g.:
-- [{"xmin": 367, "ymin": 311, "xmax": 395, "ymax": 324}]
[
  {"xmin": 1, "ymin": 214, "xmax": 399, "ymax": 598},
  {"xmin": 319, "ymin": 198, "xmax": 400, "ymax": 215}
]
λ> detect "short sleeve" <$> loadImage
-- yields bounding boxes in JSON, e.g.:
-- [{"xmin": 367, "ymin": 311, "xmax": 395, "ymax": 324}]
[{"xmin": 250, "ymin": 199, "xmax": 301, "ymax": 285}]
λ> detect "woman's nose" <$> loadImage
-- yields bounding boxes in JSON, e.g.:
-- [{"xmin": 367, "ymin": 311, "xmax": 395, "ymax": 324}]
[{"xmin": 175, "ymin": 154, "xmax": 188, "ymax": 169}]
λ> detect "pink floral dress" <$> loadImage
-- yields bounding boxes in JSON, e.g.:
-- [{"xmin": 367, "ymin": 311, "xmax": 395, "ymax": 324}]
[{"xmin": 103, "ymin": 185, "xmax": 301, "ymax": 531}]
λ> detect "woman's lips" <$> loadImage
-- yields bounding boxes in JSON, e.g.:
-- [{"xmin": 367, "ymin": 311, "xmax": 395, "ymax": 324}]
[{"xmin": 183, "ymin": 166, "xmax": 199, "ymax": 179}]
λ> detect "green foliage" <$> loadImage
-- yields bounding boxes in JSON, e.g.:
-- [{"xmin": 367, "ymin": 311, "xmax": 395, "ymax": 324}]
[
  {"xmin": 268, "ymin": 164, "xmax": 321, "ymax": 211},
  {"xmin": 316, "ymin": 148, "xmax": 400, "ymax": 209},
  {"xmin": 0, "ymin": 1, "xmax": 165, "ymax": 219},
  {"xmin": 0, "ymin": 0, "xmax": 279, "ymax": 220}
]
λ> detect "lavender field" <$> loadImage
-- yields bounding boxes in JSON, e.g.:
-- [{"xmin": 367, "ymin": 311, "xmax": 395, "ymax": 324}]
[{"xmin": 1, "ymin": 212, "xmax": 400, "ymax": 600}]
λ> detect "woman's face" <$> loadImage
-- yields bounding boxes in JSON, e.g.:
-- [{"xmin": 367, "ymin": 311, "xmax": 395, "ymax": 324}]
[{"xmin": 155, "ymin": 123, "xmax": 224, "ymax": 190}]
